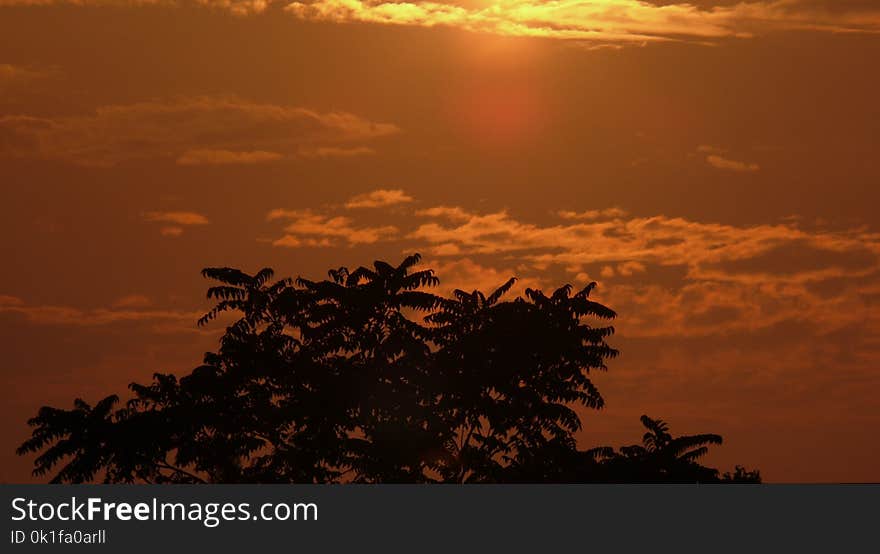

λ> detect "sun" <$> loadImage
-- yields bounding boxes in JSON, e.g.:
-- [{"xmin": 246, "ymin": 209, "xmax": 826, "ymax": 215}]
[{"xmin": 446, "ymin": 33, "xmax": 551, "ymax": 150}]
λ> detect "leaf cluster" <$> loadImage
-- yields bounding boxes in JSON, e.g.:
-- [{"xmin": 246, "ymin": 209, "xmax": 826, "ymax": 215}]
[{"xmin": 18, "ymin": 254, "xmax": 756, "ymax": 483}]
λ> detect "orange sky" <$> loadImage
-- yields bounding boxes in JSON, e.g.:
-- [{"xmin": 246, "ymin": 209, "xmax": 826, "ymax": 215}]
[{"xmin": 1, "ymin": 1, "xmax": 879, "ymax": 482}]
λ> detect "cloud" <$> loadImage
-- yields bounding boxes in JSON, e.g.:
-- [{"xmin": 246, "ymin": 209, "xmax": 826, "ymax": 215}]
[
  {"xmin": 0, "ymin": 64, "xmax": 54, "ymax": 88},
  {"xmin": 616, "ymin": 260, "xmax": 646, "ymax": 276},
  {"xmin": 284, "ymin": 0, "xmax": 880, "ymax": 44},
  {"xmin": 176, "ymin": 149, "xmax": 284, "ymax": 166},
  {"xmin": 143, "ymin": 211, "xmax": 210, "ymax": 225},
  {"xmin": 0, "ymin": 296, "xmax": 201, "ymax": 329},
  {"xmin": 0, "ymin": 295, "xmax": 25, "ymax": 307},
  {"xmin": 271, "ymin": 235, "xmax": 334, "ymax": 247},
  {"xmin": 0, "ymin": 96, "xmax": 400, "ymax": 167},
  {"xmin": 409, "ymin": 207, "xmax": 880, "ymax": 281},
  {"xmin": 1, "ymin": 2, "xmax": 877, "ymax": 45},
  {"xmin": 0, "ymin": 64, "xmax": 31, "ymax": 83},
  {"xmin": 418, "ymin": 257, "xmax": 544, "ymax": 298},
  {"xmin": 414, "ymin": 205, "xmax": 471, "ymax": 222},
  {"xmin": 159, "ymin": 226, "xmax": 184, "ymax": 237},
  {"xmin": 297, "ymin": 146, "xmax": 376, "ymax": 158},
  {"xmin": 0, "ymin": 0, "xmax": 268, "ymax": 13},
  {"xmin": 265, "ymin": 195, "xmax": 880, "ymax": 340},
  {"xmin": 194, "ymin": 0, "xmax": 273, "ymax": 15},
  {"xmin": 267, "ymin": 209, "xmax": 398, "ymax": 246},
  {"xmin": 408, "ymin": 206, "xmax": 880, "ymax": 336},
  {"xmin": 558, "ymin": 207, "xmax": 628, "ymax": 220},
  {"xmin": 600, "ymin": 276, "xmax": 880, "ymax": 338},
  {"xmin": 706, "ymin": 154, "xmax": 760, "ymax": 172},
  {"xmin": 696, "ymin": 144, "xmax": 727, "ymax": 154},
  {"xmin": 143, "ymin": 210, "xmax": 209, "ymax": 237},
  {"xmin": 345, "ymin": 188, "xmax": 414, "ymax": 208},
  {"xmin": 265, "ymin": 200, "xmax": 880, "ymax": 291}
]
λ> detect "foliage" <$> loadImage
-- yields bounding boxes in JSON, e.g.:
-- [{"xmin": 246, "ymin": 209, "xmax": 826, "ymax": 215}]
[
  {"xmin": 17, "ymin": 255, "xmax": 757, "ymax": 483},
  {"xmin": 721, "ymin": 466, "xmax": 762, "ymax": 483},
  {"xmin": 588, "ymin": 416, "xmax": 727, "ymax": 483}
]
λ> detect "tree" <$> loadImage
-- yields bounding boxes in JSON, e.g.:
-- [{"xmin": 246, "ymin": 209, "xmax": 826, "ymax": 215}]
[
  {"xmin": 17, "ymin": 254, "xmax": 757, "ymax": 483},
  {"xmin": 426, "ymin": 281, "xmax": 617, "ymax": 482},
  {"xmin": 593, "ymin": 416, "xmax": 734, "ymax": 483}
]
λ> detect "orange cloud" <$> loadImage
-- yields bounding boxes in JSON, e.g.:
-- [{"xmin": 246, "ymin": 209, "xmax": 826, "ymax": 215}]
[
  {"xmin": 297, "ymin": 146, "xmax": 376, "ymax": 158},
  {"xmin": 265, "ymin": 200, "xmax": 880, "ymax": 291},
  {"xmin": 0, "ymin": 96, "xmax": 400, "ymax": 167},
  {"xmin": 0, "ymin": 64, "xmax": 55, "ymax": 89},
  {"xmin": 706, "ymin": 154, "xmax": 760, "ymax": 172},
  {"xmin": 417, "ymin": 209, "xmax": 879, "ymax": 279},
  {"xmin": 143, "ymin": 211, "xmax": 209, "ymax": 237},
  {"xmin": 697, "ymin": 144, "xmax": 727, "ymax": 154},
  {"xmin": 345, "ymin": 188, "xmax": 414, "ymax": 208},
  {"xmin": 0, "ymin": 295, "xmax": 25, "ymax": 307},
  {"xmin": 1, "ymin": 2, "xmax": 877, "ymax": 44},
  {"xmin": 271, "ymin": 235, "xmax": 334, "ymax": 247},
  {"xmin": 143, "ymin": 211, "xmax": 210, "ymax": 225},
  {"xmin": 558, "ymin": 207, "xmax": 628, "ymax": 220},
  {"xmin": 159, "ymin": 227, "xmax": 184, "ymax": 237},
  {"xmin": 599, "ymin": 277, "xmax": 880, "ymax": 338},
  {"xmin": 176, "ymin": 149, "xmax": 284, "ymax": 166},
  {"xmin": 264, "ymin": 196, "xmax": 880, "ymax": 340},
  {"xmin": 616, "ymin": 261, "xmax": 646, "ymax": 276},
  {"xmin": 414, "ymin": 206, "xmax": 471, "ymax": 222},
  {"xmin": 418, "ymin": 257, "xmax": 544, "ymax": 298},
  {"xmin": 0, "ymin": 296, "xmax": 201, "ymax": 329},
  {"xmin": 285, "ymin": 0, "xmax": 880, "ymax": 44},
  {"xmin": 409, "ymin": 206, "xmax": 880, "ymax": 337},
  {"xmin": 268, "ymin": 209, "xmax": 398, "ymax": 246}
]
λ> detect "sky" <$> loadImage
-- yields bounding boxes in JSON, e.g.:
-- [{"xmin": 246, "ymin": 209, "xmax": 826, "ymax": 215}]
[{"xmin": 1, "ymin": 0, "xmax": 879, "ymax": 482}]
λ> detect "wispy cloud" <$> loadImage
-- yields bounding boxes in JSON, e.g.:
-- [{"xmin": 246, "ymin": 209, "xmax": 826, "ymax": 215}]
[
  {"xmin": 1, "ymin": 2, "xmax": 877, "ymax": 45},
  {"xmin": 267, "ymin": 209, "xmax": 398, "ymax": 246},
  {"xmin": 414, "ymin": 206, "xmax": 472, "ymax": 222},
  {"xmin": 696, "ymin": 144, "xmax": 727, "ymax": 154},
  {"xmin": 284, "ymin": 0, "xmax": 880, "ymax": 44},
  {"xmin": 143, "ymin": 211, "xmax": 210, "ymax": 225},
  {"xmin": 558, "ymin": 207, "xmax": 628, "ymax": 220},
  {"xmin": 706, "ymin": 154, "xmax": 760, "ymax": 172},
  {"xmin": 696, "ymin": 145, "xmax": 760, "ymax": 172},
  {"xmin": 408, "ymin": 206, "xmax": 880, "ymax": 336},
  {"xmin": 143, "ymin": 210, "xmax": 210, "ymax": 237},
  {"xmin": 0, "ymin": 63, "xmax": 55, "ymax": 88},
  {"xmin": 0, "ymin": 96, "xmax": 400, "ymax": 167},
  {"xmin": 297, "ymin": 146, "xmax": 376, "ymax": 158},
  {"xmin": 265, "ymin": 195, "xmax": 880, "ymax": 339},
  {"xmin": 0, "ymin": 294, "xmax": 201, "ymax": 329},
  {"xmin": 176, "ymin": 149, "xmax": 284, "ymax": 166},
  {"xmin": 345, "ymin": 188, "xmax": 414, "ymax": 209},
  {"xmin": 159, "ymin": 227, "xmax": 185, "ymax": 237},
  {"xmin": 408, "ymin": 208, "xmax": 879, "ymax": 282}
]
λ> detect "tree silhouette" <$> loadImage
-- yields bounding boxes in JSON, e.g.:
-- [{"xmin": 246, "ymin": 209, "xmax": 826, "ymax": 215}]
[
  {"xmin": 590, "ymin": 416, "xmax": 727, "ymax": 483},
  {"xmin": 721, "ymin": 465, "xmax": 762, "ymax": 483},
  {"xmin": 427, "ymin": 281, "xmax": 617, "ymax": 482},
  {"xmin": 17, "ymin": 255, "xmax": 758, "ymax": 483}
]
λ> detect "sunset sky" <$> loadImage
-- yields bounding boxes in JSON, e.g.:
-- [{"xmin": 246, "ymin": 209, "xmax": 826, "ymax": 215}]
[{"xmin": 2, "ymin": 0, "xmax": 879, "ymax": 482}]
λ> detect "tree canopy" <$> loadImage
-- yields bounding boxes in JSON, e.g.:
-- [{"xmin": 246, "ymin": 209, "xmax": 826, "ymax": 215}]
[{"xmin": 18, "ymin": 254, "xmax": 759, "ymax": 483}]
